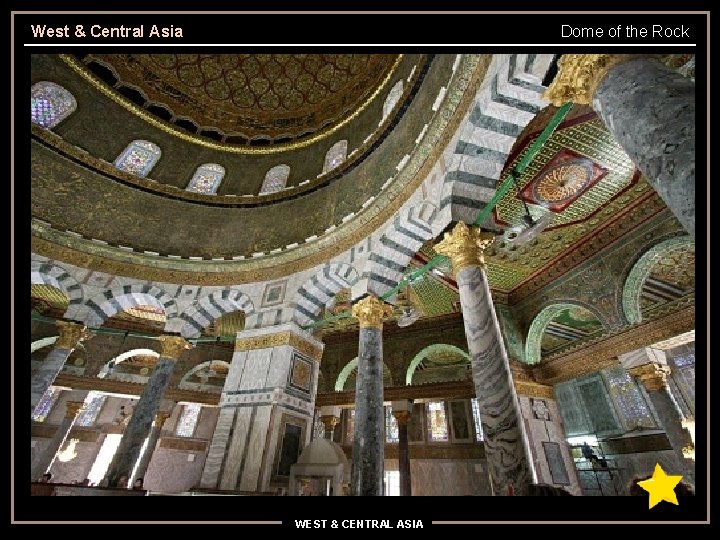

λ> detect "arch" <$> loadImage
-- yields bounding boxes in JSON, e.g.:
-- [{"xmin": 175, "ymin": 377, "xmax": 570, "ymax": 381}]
[
  {"xmin": 186, "ymin": 163, "xmax": 225, "ymax": 194},
  {"xmin": 98, "ymin": 348, "xmax": 160, "ymax": 379},
  {"xmin": 322, "ymin": 140, "xmax": 348, "ymax": 173},
  {"xmin": 291, "ymin": 263, "xmax": 361, "ymax": 327},
  {"xmin": 367, "ymin": 201, "xmax": 438, "ymax": 299},
  {"xmin": 83, "ymin": 284, "xmax": 177, "ymax": 329},
  {"xmin": 438, "ymin": 54, "xmax": 554, "ymax": 227},
  {"xmin": 178, "ymin": 360, "xmax": 231, "ymax": 389},
  {"xmin": 113, "ymin": 139, "xmax": 162, "ymax": 178},
  {"xmin": 622, "ymin": 236, "xmax": 694, "ymax": 325},
  {"xmin": 405, "ymin": 344, "xmax": 470, "ymax": 385},
  {"xmin": 31, "ymin": 336, "xmax": 58, "ymax": 353},
  {"xmin": 524, "ymin": 302, "xmax": 608, "ymax": 365},
  {"xmin": 382, "ymin": 80, "xmax": 404, "ymax": 120},
  {"xmin": 260, "ymin": 164, "xmax": 290, "ymax": 194},
  {"xmin": 31, "ymin": 262, "xmax": 84, "ymax": 307},
  {"xmin": 31, "ymin": 81, "xmax": 77, "ymax": 129},
  {"xmin": 179, "ymin": 289, "xmax": 255, "ymax": 338},
  {"xmin": 334, "ymin": 357, "xmax": 393, "ymax": 391}
]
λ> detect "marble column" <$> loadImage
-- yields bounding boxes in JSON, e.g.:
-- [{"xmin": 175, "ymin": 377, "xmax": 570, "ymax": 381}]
[
  {"xmin": 350, "ymin": 295, "xmax": 393, "ymax": 496},
  {"xmin": 545, "ymin": 54, "xmax": 695, "ymax": 237},
  {"xmin": 629, "ymin": 363, "xmax": 695, "ymax": 483},
  {"xmin": 319, "ymin": 406, "xmax": 341, "ymax": 440},
  {"xmin": 31, "ymin": 400, "xmax": 85, "ymax": 481},
  {"xmin": 129, "ymin": 410, "xmax": 171, "ymax": 485},
  {"xmin": 199, "ymin": 323, "xmax": 324, "ymax": 493},
  {"xmin": 31, "ymin": 321, "xmax": 89, "ymax": 413},
  {"xmin": 436, "ymin": 222, "xmax": 533, "ymax": 495},
  {"xmin": 392, "ymin": 400, "xmax": 413, "ymax": 496},
  {"xmin": 104, "ymin": 336, "xmax": 189, "ymax": 487}
]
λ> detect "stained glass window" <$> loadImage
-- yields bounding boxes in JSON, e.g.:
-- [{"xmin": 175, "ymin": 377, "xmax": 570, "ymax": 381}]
[
  {"xmin": 31, "ymin": 81, "xmax": 77, "ymax": 129},
  {"xmin": 75, "ymin": 391, "xmax": 107, "ymax": 427},
  {"xmin": 602, "ymin": 366, "xmax": 656, "ymax": 430},
  {"xmin": 345, "ymin": 408, "xmax": 356, "ymax": 444},
  {"xmin": 426, "ymin": 401, "xmax": 448, "ymax": 441},
  {"xmin": 471, "ymin": 398, "xmax": 484, "ymax": 441},
  {"xmin": 670, "ymin": 352, "xmax": 695, "ymax": 414},
  {"xmin": 114, "ymin": 140, "xmax": 162, "ymax": 178},
  {"xmin": 322, "ymin": 140, "xmax": 348, "ymax": 173},
  {"xmin": 260, "ymin": 164, "xmax": 290, "ymax": 194},
  {"xmin": 382, "ymin": 80, "xmax": 404, "ymax": 120},
  {"xmin": 32, "ymin": 386, "xmax": 61, "ymax": 422},
  {"xmin": 175, "ymin": 403, "xmax": 202, "ymax": 437},
  {"xmin": 186, "ymin": 163, "xmax": 225, "ymax": 194},
  {"xmin": 385, "ymin": 407, "xmax": 399, "ymax": 443}
]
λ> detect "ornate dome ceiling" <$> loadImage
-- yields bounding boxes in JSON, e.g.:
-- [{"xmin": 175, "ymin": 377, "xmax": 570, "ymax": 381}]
[{"xmin": 83, "ymin": 53, "xmax": 401, "ymax": 145}]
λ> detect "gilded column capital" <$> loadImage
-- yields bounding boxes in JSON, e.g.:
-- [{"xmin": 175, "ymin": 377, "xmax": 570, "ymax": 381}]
[
  {"xmin": 157, "ymin": 336, "xmax": 191, "ymax": 360},
  {"xmin": 392, "ymin": 410, "xmax": 410, "ymax": 426},
  {"xmin": 320, "ymin": 415, "xmax": 340, "ymax": 433},
  {"xmin": 543, "ymin": 54, "xmax": 644, "ymax": 106},
  {"xmin": 434, "ymin": 221, "xmax": 494, "ymax": 274},
  {"xmin": 154, "ymin": 411, "xmax": 171, "ymax": 428},
  {"xmin": 65, "ymin": 400, "xmax": 85, "ymax": 417},
  {"xmin": 628, "ymin": 363, "xmax": 671, "ymax": 392},
  {"xmin": 352, "ymin": 295, "xmax": 393, "ymax": 329},
  {"xmin": 55, "ymin": 320, "xmax": 89, "ymax": 349}
]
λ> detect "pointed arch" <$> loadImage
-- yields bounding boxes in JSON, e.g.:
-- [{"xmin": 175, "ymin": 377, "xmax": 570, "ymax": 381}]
[
  {"xmin": 83, "ymin": 285, "xmax": 177, "ymax": 328},
  {"xmin": 405, "ymin": 344, "xmax": 470, "ymax": 385},
  {"xmin": 334, "ymin": 357, "xmax": 393, "ymax": 391},
  {"xmin": 31, "ymin": 81, "xmax": 77, "ymax": 129},
  {"xmin": 291, "ymin": 263, "xmax": 361, "ymax": 327},
  {"xmin": 622, "ymin": 235, "xmax": 694, "ymax": 325},
  {"xmin": 179, "ymin": 289, "xmax": 255, "ymax": 338},
  {"xmin": 524, "ymin": 302, "xmax": 609, "ymax": 365}
]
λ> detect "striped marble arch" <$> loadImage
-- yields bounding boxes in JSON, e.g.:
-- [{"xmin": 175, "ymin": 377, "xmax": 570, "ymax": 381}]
[
  {"xmin": 292, "ymin": 263, "xmax": 361, "ymax": 327},
  {"xmin": 179, "ymin": 289, "xmax": 255, "ymax": 338},
  {"xmin": 83, "ymin": 284, "xmax": 177, "ymax": 329},
  {"xmin": 31, "ymin": 261, "xmax": 84, "ymax": 313}
]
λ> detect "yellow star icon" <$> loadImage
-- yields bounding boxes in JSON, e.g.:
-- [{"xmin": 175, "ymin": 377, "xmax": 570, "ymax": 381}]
[{"xmin": 637, "ymin": 463, "xmax": 683, "ymax": 509}]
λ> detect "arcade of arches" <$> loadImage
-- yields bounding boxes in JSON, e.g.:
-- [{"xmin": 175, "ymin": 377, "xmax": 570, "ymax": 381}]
[{"xmin": 29, "ymin": 53, "xmax": 697, "ymax": 497}]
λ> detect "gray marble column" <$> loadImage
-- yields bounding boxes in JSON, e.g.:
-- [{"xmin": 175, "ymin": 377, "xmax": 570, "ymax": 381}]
[
  {"xmin": 129, "ymin": 410, "xmax": 170, "ymax": 485},
  {"xmin": 436, "ymin": 222, "xmax": 533, "ymax": 496},
  {"xmin": 31, "ymin": 321, "xmax": 88, "ymax": 413},
  {"xmin": 629, "ymin": 363, "xmax": 695, "ymax": 484},
  {"xmin": 546, "ymin": 55, "xmax": 695, "ymax": 237},
  {"xmin": 350, "ymin": 295, "xmax": 393, "ymax": 496},
  {"xmin": 31, "ymin": 400, "xmax": 85, "ymax": 481},
  {"xmin": 104, "ymin": 336, "xmax": 189, "ymax": 487},
  {"xmin": 392, "ymin": 400, "xmax": 413, "ymax": 496}
]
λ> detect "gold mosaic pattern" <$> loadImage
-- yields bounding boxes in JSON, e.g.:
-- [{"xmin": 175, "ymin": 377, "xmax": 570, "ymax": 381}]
[
  {"xmin": 411, "ymin": 274, "xmax": 460, "ymax": 317},
  {"xmin": 495, "ymin": 118, "xmax": 635, "ymax": 228},
  {"xmin": 89, "ymin": 54, "xmax": 400, "ymax": 143},
  {"xmin": 30, "ymin": 284, "xmax": 69, "ymax": 310}
]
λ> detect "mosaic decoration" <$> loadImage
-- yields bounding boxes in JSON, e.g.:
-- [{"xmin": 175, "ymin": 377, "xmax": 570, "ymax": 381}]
[
  {"xmin": 30, "ymin": 284, "xmax": 70, "ymax": 310},
  {"xmin": 621, "ymin": 236, "xmax": 694, "ymax": 324},
  {"xmin": 259, "ymin": 164, "xmax": 290, "ymax": 194},
  {"xmin": 601, "ymin": 366, "xmax": 656, "ymax": 430},
  {"xmin": 114, "ymin": 140, "xmax": 161, "ymax": 178},
  {"xmin": 261, "ymin": 280, "xmax": 287, "ymax": 307},
  {"xmin": 289, "ymin": 352, "xmax": 314, "ymax": 394},
  {"xmin": 186, "ymin": 163, "xmax": 225, "ymax": 194},
  {"xmin": 526, "ymin": 304, "xmax": 604, "ymax": 365},
  {"xmin": 385, "ymin": 406, "xmax": 399, "ymax": 443},
  {"xmin": 87, "ymin": 54, "xmax": 400, "ymax": 142},
  {"xmin": 426, "ymin": 401, "xmax": 448, "ymax": 442},
  {"xmin": 382, "ymin": 80, "xmax": 404, "ymax": 119},
  {"xmin": 323, "ymin": 140, "xmax": 348, "ymax": 173},
  {"xmin": 405, "ymin": 344, "xmax": 470, "ymax": 385},
  {"xmin": 175, "ymin": 403, "xmax": 202, "ymax": 437},
  {"xmin": 75, "ymin": 391, "xmax": 107, "ymax": 427},
  {"xmin": 31, "ymin": 81, "xmax": 77, "ymax": 129},
  {"xmin": 32, "ymin": 386, "xmax": 61, "ymax": 422},
  {"xmin": 517, "ymin": 149, "xmax": 608, "ymax": 213}
]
